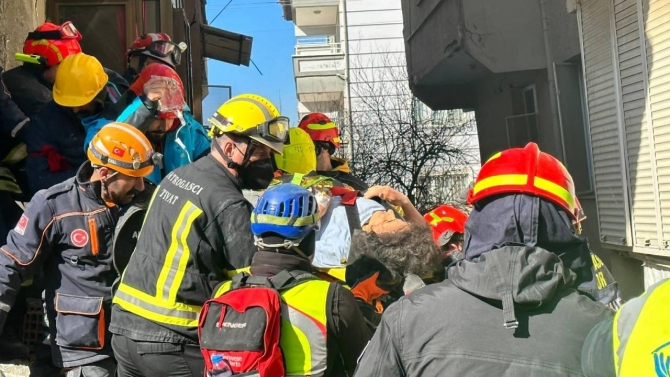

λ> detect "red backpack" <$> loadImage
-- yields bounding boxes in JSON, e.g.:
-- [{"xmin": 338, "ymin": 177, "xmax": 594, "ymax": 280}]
[{"xmin": 198, "ymin": 270, "xmax": 316, "ymax": 377}]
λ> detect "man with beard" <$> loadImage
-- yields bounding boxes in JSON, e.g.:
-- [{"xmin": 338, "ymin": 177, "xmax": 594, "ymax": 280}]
[
  {"xmin": 110, "ymin": 94, "xmax": 288, "ymax": 377},
  {"xmin": 354, "ymin": 142, "xmax": 613, "ymax": 377},
  {"xmin": 25, "ymin": 53, "xmax": 142, "ymax": 195},
  {"xmin": 83, "ymin": 63, "xmax": 210, "ymax": 185},
  {"xmin": 0, "ymin": 123, "xmax": 157, "ymax": 377}
]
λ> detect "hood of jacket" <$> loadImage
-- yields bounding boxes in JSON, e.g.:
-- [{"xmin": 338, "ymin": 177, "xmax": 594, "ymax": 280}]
[
  {"xmin": 331, "ymin": 157, "xmax": 350, "ymax": 173},
  {"xmin": 449, "ymin": 246, "xmax": 577, "ymax": 329}
]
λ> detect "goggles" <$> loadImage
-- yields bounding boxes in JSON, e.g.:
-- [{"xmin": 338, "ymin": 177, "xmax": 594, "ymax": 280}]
[
  {"xmin": 27, "ymin": 21, "xmax": 82, "ymax": 41},
  {"xmin": 212, "ymin": 112, "xmax": 290, "ymax": 144},
  {"xmin": 140, "ymin": 41, "xmax": 187, "ymax": 66}
]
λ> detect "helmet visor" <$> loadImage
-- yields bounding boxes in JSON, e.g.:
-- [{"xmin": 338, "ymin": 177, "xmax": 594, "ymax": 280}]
[
  {"xmin": 147, "ymin": 40, "xmax": 181, "ymax": 65},
  {"xmin": 60, "ymin": 21, "xmax": 81, "ymax": 39},
  {"xmin": 257, "ymin": 116, "xmax": 290, "ymax": 144}
]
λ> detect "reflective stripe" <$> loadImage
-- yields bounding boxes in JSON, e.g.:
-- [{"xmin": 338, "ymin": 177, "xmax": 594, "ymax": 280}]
[
  {"xmin": 281, "ymin": 281, "xmax": 329, "ymax": 376},
  {"xmin": 156, "ymin": 201, "xmax": 203, "ymax": 301},
  {"xmin": 472, "ymin": 174, "xmax": 527, "ymax": 195},
  {"xmin": 0, "ymin": 301, "xmax": 11, "ymax": 313},
  {"xmin": 427, "ymin": 212, "xmax": 454, "ymax": 226},
  {"xmin": 305, "ymin": 121, "xmax": 337, "ymax": 131},
  {"xmin": 0, "ymin": 167, "xmax": 21, "ymax": 194},
  {"xmin": 1, "ymin": 143, "xmax": 27, "ymax": 165},
  {"xmin": 113, "ymin": 283, "xmax": 201, "ymax": 327},
  {"xmin": 533, "ymin": 177, "xmax": 575, "ymax": 209},
  {"xmin": 11, "ymin": 119, "xmax": 29, "ymax": 138},
  {"xmin": 251, "ymin": 212, "xmax": 319, "ymax": 227},
  {"xmin": 486, "ymin": 151, "xmax": 502, "ymax": 163},
  {"xmin": 225, "ymin": 266, "xmax": 250, "ymax": 278}
]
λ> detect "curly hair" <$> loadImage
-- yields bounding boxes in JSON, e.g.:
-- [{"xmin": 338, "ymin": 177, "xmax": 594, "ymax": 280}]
[{"xmin": 348, "ymin": 223, "xmax": 443, "ymax": 282}]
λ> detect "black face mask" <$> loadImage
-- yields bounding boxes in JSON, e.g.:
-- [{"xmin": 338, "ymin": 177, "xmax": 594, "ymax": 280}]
[{"xmin": 239, "ymin": 158, "xmax": 274, "ymax": 190}]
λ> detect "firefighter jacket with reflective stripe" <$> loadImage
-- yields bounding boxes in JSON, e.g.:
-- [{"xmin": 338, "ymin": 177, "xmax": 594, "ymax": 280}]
[
  {"xmin": 110, "ymin": 154, "xmax": 258, "ymax": 344},
  {"xmin": 0, "ymin": 162, "xmax": 154, "ymax": 368},
  {"xmin": 582, "ymin": 278, "xmax": 670, "ymax": 377},
  {"xmin": 214, "ymin": 277, "xmax": 330, "ymax": 376}
]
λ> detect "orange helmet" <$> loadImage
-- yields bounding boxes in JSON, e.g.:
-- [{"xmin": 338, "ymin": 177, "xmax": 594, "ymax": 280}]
[
  {"xmin": 468, "ymin": 142, "xmax": 581, "ymax": 220},
  {"xmin": 298, "ymin": 113, "xmax": 341, "ymax": 148},
  {"xmin": 87, "ymin": 122, "xmax": 158, "ymax": 177},
  {"xmin": 424, "ymin": 205, "xmax": 468, "ymax": 247},
  {"xmin": 22, "ymin": 21, "xmax": 82, "ymax": 67}
]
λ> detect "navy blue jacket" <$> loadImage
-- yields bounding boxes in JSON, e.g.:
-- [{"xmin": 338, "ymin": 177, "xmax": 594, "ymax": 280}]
[{"xmin": 0, "ymin": 162, "xmax": 154, "ymax": 368}]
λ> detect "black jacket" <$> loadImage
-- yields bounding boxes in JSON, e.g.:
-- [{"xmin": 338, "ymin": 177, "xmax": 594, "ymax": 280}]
[
  {"xmin": 0, "ymin": 162, "xmax": 153, "ymax": 368},
  {"xmin": 110, "ymin": 154, "xmax": 260, "ymax": 344},
  {"xmin": 354, "ymin": 246, "xmax": 612, "ymax": 377},
  {"xmin": 246, "ymin": 251, "xmax": 372, "ymax": 377}
]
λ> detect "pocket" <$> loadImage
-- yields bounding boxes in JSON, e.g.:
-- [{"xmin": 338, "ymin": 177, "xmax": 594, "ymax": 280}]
[{"xmin": 55, "ymin": 293, "xmax": 105, "ymax": 350}]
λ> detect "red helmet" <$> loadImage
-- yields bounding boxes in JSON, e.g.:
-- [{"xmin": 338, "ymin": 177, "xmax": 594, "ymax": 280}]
[
  {"xmin": 298, "ymin": 113, "xmax": 341, "ymax": 148},
  {"xmin": 129, "ymin": 63, "xmax": 185, "ymax": 120},
  {"xmin": 127, "ymin": 33, "xmax": 182, "ymax": 69},
  {"xmin": 23, "ymin": 21, "xmax": 82, "ymax": 67},
  {"xmin": 424, "ymin": 205, "xmax": 468, "ymax": 247},
  {"xmin": 468, "ymin": 142, "xmax": 581, "ymax": 220}
]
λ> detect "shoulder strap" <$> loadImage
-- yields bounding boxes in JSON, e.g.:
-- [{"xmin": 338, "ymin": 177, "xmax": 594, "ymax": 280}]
[{"xmin": 271, "ymin": 269, "xmax": 318, "ymax": 291}]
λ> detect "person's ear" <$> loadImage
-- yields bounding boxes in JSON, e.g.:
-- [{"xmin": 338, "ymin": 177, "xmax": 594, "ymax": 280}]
[
  {"xmin": 98, "ymin": 166, "xmax": 112, "ymax": 182},
  {"xmin": 221, "ymin": 137, "xmax": 236, "ymax": 158}
]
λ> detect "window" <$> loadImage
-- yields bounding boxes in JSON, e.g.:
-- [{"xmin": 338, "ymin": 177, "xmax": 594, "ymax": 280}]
[{"xmin": 506, "ymin": 85, "xmax": 539, "ymax": 148}]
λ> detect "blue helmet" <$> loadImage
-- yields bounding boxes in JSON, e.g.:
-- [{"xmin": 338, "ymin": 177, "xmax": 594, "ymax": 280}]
[{"xmin": 251, "ymin": 183, "xmax": 319, "ymax": 240}]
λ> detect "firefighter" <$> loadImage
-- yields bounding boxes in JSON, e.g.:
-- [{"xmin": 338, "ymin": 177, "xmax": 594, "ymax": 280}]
[
  {"xmin": 0, "ymin": 122, "xmax": 157, "ymax": 376},
  {"xmin": 124, "ymin": 33, "xmax": 185, "ymax": 83},
  {"xmin": 203, "ymin": 184, "xmax": 372, "ymax": 376},
  {"xmin": 354, "ymin": 142, "xmax": 613, "ymax": 376},
  {"xmin": 424, "ymin": 204, "xmax": 468, "ymax": 266},
  {"xmin": 110, "ymin": 94, "xmax": 288, "ymax": 377},
  {"xmin": 298, "ymin": 112, "xmax": 368, "ymax": 191},
  {"xmin": 582, "ymin": 278, "xmax": 670, "ymax": 377},
  {"xmin": 84, "ymin": 63, "xmax": 211, "ymax": 185}
]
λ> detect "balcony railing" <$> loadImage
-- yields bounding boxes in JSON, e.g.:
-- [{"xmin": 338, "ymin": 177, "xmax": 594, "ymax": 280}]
[{"xmin": 294, "ymin": 41, "xmax": 343, "ymax": 56}]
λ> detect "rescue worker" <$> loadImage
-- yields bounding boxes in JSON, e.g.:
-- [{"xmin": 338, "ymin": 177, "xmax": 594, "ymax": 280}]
[
  {"xmin": 110, "ymin": 94, "xmax": 288, "ymax": 376},
  {"xmin": 354, "ymin": 142, "xmax": 612, "ymax": 376},
  {"xmin": 124, "ymin": 33, "xmax": 185, "ymax": 83},
  {"xmin": 204, "ymin": 184, "xmax": 372, "ymax": 376},
  {"xmin": 0, "ymin": 122, "xmax": 157, "ymax": 376},
  {"xmin": 84, "ymin": 63, "xmax": 210, "ymax": 185},
  {"xmin": 25, "ymin": 53, "xmax": 155, "ymax": 195},
  {"xmin": 298, "ymin": 112, "xmax": 368, "ymax": 191},
  {"xmin": 581, "ymin": 278, "xmax": 670, "ymax": 377}
]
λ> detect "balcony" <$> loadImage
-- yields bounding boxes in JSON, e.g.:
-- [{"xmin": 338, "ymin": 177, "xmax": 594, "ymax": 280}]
[
  {"xmin": 292, "ymin": 38, "xmax": 345, "ymax": 104},
  {"xmin": 281, "ymin": 0, "xmax": 339, "ymax": 27}
]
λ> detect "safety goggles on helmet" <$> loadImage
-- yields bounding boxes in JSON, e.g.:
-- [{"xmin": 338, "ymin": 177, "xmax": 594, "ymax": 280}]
[
  {"xmin": 212, "ymin": 112, "xmax": 290, "ymax": 144},
  {"xmin": 27, "ymin": 21, "xmax": 82, "ymax": 41},
  {"xmin": 140, "ymin": 40, "xmax": 186, "ymax": 66}
]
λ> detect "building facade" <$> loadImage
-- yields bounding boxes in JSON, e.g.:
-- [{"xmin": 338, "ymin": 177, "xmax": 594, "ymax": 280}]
[
  {"xmin": 282, "ymin": 0, "xmax": 481, "ymax": 204},
  {"xmin": 401, "ymin": 0, "xmax": 670, "ymax": 296}
]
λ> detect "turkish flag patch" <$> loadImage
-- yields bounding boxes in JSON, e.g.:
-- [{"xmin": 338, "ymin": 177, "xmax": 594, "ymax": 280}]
[
  {"xmin": 14, "ymin": 214, "xmax": 29, "ymax": 236},
  {"xmin": 112, "ymin": 147, "xmax": 125, "ymax": 157},
  {"xmin": 70, "ymin": 229, "xmax": 89, "ymax": 247}
]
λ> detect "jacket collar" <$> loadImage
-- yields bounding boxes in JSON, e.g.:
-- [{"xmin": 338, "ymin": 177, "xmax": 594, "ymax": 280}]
[
  {"xmin": 330, "ymin": 157, "xmax": 350, "ymax": 173},
  {"xmin": 205, "ymin": 154, "xmax": 244, "ymax": 191},
  {"xmin": 249, "ymin": 251, "xmax": 313, "ymax": 277},
  {"xmin": 75, "ymin": 161, "xmax": 107, "ymax": 205}
]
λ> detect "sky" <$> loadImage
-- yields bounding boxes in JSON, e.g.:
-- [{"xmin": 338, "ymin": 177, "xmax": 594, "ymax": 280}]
[{"xmin": 203, "ymin": 0, "xmax": 299, "ymax": 123}]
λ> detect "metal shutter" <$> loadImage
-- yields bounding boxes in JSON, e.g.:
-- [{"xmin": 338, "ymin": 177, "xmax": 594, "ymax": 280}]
[
  {"xmin": 642, "ymin": 0, "xmax": 670, "ymax": 253},
  {"xmin": 579, "ymin": 0, "xmax": 632, "ymax": 246},
  {"xmin": 615, "ymin": 0, "xmax": 662, "ymax": 249}
]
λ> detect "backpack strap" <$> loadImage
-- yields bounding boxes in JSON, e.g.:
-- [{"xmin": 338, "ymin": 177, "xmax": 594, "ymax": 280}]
[
  {"xmin": 232, "ymin": 272, "xmax": 275, "ymax": 290},
  {"xmin": 271, "ymin": 269, "xmax": 318, "ymax": 291}
]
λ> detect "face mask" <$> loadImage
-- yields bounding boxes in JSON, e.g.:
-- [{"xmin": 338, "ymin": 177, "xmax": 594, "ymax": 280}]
[{"xmin": 239, "ymin": 158, "xmax": 274, "ymax": 190}]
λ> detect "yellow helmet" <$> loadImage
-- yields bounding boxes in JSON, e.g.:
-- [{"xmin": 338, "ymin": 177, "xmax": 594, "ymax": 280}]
[
  {"xmin": 207, "ymin": 94, "xmax": 288, "ymax": 154},
  {"xmin": 53, "ymin": 53, "xmax": 108, "ymax": 107},
  {"xmin": 273, "ymin": 127, "xmax": 316, "ymax": 175}
]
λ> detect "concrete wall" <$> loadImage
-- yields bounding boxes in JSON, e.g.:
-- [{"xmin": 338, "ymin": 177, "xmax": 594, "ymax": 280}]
[{"xmin": 0, "ymin": 0, "xmax": 46, "ymax": 70}]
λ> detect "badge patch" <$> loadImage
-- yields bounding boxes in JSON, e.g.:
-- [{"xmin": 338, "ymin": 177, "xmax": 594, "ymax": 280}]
[
  {"xmin": 654, "ymin": 341, "xmax": 670, "ymax": 377},
  {"xmin": 14, "ymin": 214, "xmax": 28, "ymax": 235},
  {"xmin": 70, "ymin": 229, "xmax": 89, "ymax": 247},
  {"xmin": 112, "ymin": 147, "xmax": 125, "ymax": 157}
]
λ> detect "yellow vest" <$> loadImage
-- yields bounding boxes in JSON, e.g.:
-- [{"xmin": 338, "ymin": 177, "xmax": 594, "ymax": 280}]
[
  {"xmin": 614, "ymin": 278, "xmax": 670, "ymax": 376},
  {"xmin": 214, "ymin": 276, "xmax": 331, "ymax": 377}
]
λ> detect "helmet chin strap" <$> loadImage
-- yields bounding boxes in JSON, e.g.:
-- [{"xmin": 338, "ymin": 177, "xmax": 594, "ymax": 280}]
[{"xmin": 212, "ymin": 135, "xmax": 256, "ymax": 170}]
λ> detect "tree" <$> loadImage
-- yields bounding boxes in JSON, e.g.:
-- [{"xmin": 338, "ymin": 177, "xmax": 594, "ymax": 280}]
[{"xmin": 342, "ymin": 52, "xmax": 480, "ymax": 213}]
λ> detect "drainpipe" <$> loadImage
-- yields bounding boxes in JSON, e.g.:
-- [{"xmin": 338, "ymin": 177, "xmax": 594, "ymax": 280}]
[
  {"xmin": 539, "ymin": 0, "xmax": 565, "ymax": 161},
  {"xmin": 342, "ymin": 0, "xmax": 354, "ymax": 162}
]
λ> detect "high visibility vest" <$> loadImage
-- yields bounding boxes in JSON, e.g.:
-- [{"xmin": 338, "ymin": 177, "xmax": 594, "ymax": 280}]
[
  {"xmin": 214, "ymin": 277, "xmax": 330, "ymax": 377},
  {"xmin": 613, "ymin": 278, "xmax": 670, "ymax": 376}
]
